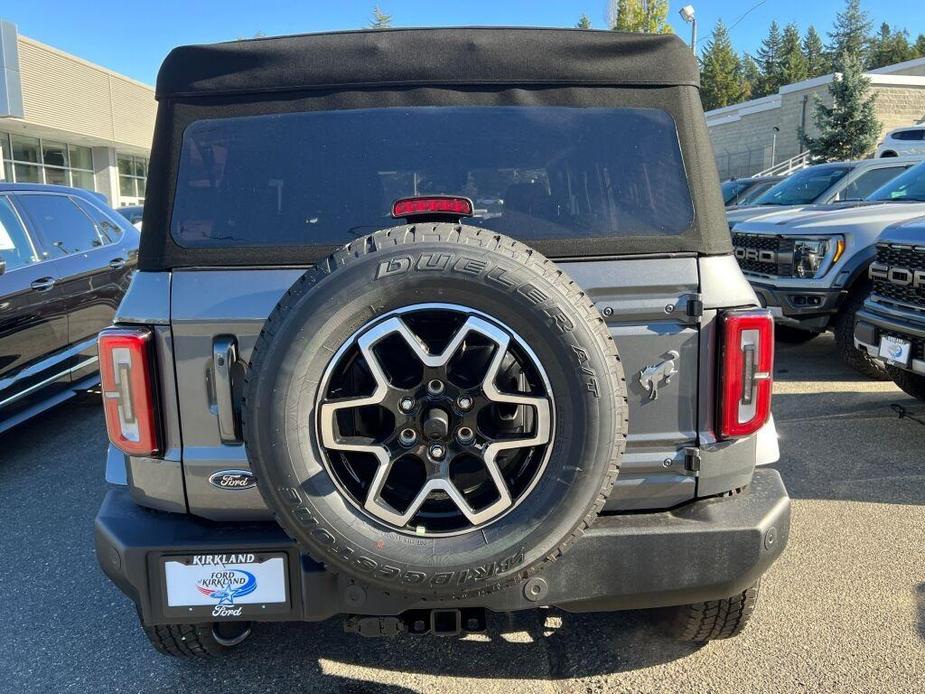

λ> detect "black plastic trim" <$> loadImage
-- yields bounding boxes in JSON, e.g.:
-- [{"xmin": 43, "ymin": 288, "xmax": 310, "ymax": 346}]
[{"xmin": 96, "ymin": 469, "xmax": 790, "ymax": 625}]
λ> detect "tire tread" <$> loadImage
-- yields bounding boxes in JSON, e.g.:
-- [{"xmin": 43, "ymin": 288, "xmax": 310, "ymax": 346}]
[
  {"xmin": 670, "ymin": 581, "xmax": 760, "ymax": 642},
  {"xmin": 243, "ymin": 224, "xmax": 628, "ymax": 597}
]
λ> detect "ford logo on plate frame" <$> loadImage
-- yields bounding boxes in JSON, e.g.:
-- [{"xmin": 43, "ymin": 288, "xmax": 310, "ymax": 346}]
[{"xmin": 208, "ymin": 469, "xmax": 258, "ymax": 491}]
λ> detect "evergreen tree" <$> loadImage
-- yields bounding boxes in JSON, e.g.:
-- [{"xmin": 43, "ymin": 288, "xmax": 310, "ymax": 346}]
[
  {"xmin": 755, "ymin": 21, "xmax": 784, "ymax": 97},
  {"xmin": 780, "ymin": 23, "xmax": 809, "ymax": 84},
  {"xmin": 827, "ymin": 0, "xmax": 871, "ymax": 63},
  {"xmin": 868, "ymin": 23, "xmax": 915, "ymax": 68},
  {"xmin": 740, "ymin": 53, "xmax": 761, "ymax": 100},
  {"xmin": 611, "ymin": 0, "xmax": 673, "ymax": 34},
  {"xmin": 576, "ymin": 14, "xmax": 593, "ymax": 29},
  {"xmin": 802, "ymin": 26, "xmax": 829, "ymax": 77},
  {"xmin": 700, "ymin": 20, "xmax": 748, "ymax": 111},
  {"xmin": 916, "ymin": 34, "xmax": 925, "ymax": 57},
  {"xmin": 368, "ymin": 4, "xmax": 392, "ymax": 29},
  {"xmin": 803, "ymin": 51, "xmax": 881, "ymax": 161}
]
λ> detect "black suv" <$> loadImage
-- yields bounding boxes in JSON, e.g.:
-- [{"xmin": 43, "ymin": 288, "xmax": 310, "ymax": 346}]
[
  {"xmin": 94, "ymin": 28, "xmax": 790, "ymax": 657},
  {"xmin": 0, "ymin": 183, "xmax": 139, "ymax": 432}
]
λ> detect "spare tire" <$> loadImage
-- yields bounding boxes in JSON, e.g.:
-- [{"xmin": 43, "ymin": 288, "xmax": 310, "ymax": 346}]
[{"xmin": 244, "ymin": 224, "xmax": 627, "ymax": 598}]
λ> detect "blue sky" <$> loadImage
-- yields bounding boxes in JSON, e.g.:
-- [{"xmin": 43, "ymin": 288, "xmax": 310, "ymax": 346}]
[{"xmin": 7, "ymin": 1, "xmax": 925, "ymax": 85}]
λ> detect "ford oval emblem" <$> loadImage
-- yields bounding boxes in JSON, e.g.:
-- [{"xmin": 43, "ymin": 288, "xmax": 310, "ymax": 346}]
[{"xmin": 208, "ymin": 469, "xmax": 257, "ymax": 491}]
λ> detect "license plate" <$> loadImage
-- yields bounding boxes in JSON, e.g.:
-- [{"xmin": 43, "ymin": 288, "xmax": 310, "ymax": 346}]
[
  {"xmin": 878, "ymin": 335, "xmax": 911, "ymax": 366},
  {"xmin": 163, "ymin": 552, "xmax": 287, "ymax": 616}
]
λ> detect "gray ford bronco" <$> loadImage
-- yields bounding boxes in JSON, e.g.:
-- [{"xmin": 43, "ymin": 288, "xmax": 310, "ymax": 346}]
[{"xmin": 94, "ymin": 28, "xmax": 790, "ymax": 657}]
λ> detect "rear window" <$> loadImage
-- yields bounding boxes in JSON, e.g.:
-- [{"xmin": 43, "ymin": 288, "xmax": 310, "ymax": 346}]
[{"xmin": 170, "ymin": 107, "xmax": 695, "ymax": 249}]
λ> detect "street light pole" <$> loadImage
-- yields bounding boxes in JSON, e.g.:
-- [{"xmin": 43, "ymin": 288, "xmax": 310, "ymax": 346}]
[
  {"xmin": 771, "ymin": 126, "xmax": 780, "ymax": 167},
  {"xmin": 679, "ymin": 5, "xmax": 697, "ymax": 54}
]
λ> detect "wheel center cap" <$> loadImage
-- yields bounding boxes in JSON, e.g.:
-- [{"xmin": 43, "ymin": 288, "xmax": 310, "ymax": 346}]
[{"xmin": 422, "ymin": 407, "xmax": 450, "ymax": 440}]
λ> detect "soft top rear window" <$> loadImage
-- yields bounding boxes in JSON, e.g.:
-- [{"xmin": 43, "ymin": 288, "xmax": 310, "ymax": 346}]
[{"xmin": 171, "ymin": 106, "xmax": 694, "ymax": 249}]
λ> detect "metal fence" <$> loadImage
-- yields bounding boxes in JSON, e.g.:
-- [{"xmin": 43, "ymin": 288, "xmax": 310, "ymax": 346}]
[{"xmin": 715, "ymin": 145, "xmax": 773, "ymax": 180}]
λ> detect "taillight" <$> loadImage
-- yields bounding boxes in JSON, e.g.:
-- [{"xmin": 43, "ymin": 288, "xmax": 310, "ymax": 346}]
[
  {"xmin": 98, "ymin": 327, "xmax": 159, "ymax": 456},
  {"xmin": 391, "ymin": 195, "xmax": 474, "ymax": 219},
  {"xmin": 719, "ymin": 309, "xmax": 774, "ymax": 439}
]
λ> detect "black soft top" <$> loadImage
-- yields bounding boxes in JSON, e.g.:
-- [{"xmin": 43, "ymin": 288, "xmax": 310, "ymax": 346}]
[
  {"xmin": 156, "ymin": 27, "xmax": 698, "ymax": 99},
  {"xmin": 140, "ymin": 28, "xmax": 731, "ymax": 271}
]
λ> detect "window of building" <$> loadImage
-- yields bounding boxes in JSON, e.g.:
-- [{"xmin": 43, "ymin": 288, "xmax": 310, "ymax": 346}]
[
  {"xmin": 0, "ymin": 132, "xmax": 96, "ymax": 192},
  {"xmin": 118, "ymin": 154, "xmax": 147, "ymax": 200}
]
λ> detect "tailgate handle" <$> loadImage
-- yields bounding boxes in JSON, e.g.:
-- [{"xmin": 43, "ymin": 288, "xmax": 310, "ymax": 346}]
[{"xmin": 212, "ymin": 336, "xmax": 240, "ymax": 443}]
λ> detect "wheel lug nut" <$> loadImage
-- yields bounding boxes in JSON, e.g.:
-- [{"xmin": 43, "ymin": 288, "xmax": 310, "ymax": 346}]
[
  {"xmin": 399, "ymin": 397, "xmax": 415, "ymax": 413},
  {"xmin": 429, "ymin": 444, "xmax": 446, "ymax": 460},
  {"xmin": 427, "ymin": 379, "xmax": 445, "ymax": 395},
  {"xmin": 456, "ymin": 427, "xmax": 474, "ymax": 445},
  {"xmin": 399, "ymin": 428, "xmax": 417, "ymax": 447},
  {"xmin": 457, "ymin": 395, "xmax": 473, "ymax": 411}
]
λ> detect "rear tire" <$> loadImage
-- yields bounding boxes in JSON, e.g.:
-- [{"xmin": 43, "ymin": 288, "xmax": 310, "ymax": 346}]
[
  {"xmin": 774, "ymin": 325, "xmax": 818, "ymax": 344},
  {"xmin": 667, "ymin": 582, "xmax": 760, "ymax": 642},
  {"xmin": 833, "ymin": 290, "xmax": 889, "ymax": 380},
  {"xmin": 886, "ymin": 366, "xmax": 925, "ymax": 401},
  {"xmin": 143, "ymin": 622, "xmax": 252, "ymax": 657}
]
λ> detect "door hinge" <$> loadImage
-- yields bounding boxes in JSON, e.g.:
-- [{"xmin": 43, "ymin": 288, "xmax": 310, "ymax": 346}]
[
  {"xmin": 684, "ymin": 446, "xmax": 701, "ymax": 473},
  {"xmin": 686, "ymin": 294, "xmax": 704, "ymax": 321}
]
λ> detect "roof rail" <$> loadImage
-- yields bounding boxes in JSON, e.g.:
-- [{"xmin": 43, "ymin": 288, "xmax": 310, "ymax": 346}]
[{"xmin": 753, "ymin": 151, "xmax": 811, "ymax": 178}]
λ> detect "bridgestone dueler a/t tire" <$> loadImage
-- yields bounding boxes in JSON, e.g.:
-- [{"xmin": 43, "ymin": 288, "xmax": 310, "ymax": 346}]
[
  {"xmin": 243, "ymin": 224, "xmax": 628, "ymax": 598},
  {"xmin": 143, "ymin": 623, "xmax": 249, "ymax": 657},
  {"xmin": 668, "ymin": 582, "xmax": 760, "ymax": 642}
]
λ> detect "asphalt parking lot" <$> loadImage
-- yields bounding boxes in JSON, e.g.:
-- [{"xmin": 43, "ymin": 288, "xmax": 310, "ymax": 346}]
[{"xmin": 1, "ymin": 334, "xmax": 923, "ymax": 693}]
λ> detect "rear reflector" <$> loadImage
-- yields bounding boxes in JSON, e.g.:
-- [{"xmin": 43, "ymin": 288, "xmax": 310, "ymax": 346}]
[
  {"xmin": 98, "ymin": 327, "xmax": 159, "ymax": 456},
  {"xmin": 391, "ymin": 196, "xmax": 474, "ymax": 219},
  {"xmin": 719, "ymin": 309, "xmax": 774, "ymax": 439}
]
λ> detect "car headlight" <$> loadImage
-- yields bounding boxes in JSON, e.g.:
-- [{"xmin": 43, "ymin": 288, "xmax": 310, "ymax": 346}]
[{"xmin": 790, "ymin": 235, "xmax": 845, "ymax": 278}]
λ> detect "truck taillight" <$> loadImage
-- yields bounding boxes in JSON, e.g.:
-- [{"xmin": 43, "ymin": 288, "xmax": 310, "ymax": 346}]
[
  {"xmin": 720, "ymin": 309, "xmax": 774, "ymax": 439},
  {"xmin": 98, "ymin": 328, "xmax": 159, "ymax": 456}
]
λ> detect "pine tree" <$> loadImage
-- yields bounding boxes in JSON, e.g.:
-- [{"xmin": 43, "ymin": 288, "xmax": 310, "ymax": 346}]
[
  {"xmin": 368, "ymin": 4, "xmax": 392, "ymax": 29},
  {"xmin": 740, "ymin": 53, "xmax": 761, "ymax": 100},
  {"xmin": 611, "ymin": 0, "xmax": 673, "ymax": 34},
  {"xmin": 827, "ymin": 0, "xmax": 871, "ymax": 63},
  {"xmin": 802, "ymin": 26, "xmax": 829, "ymax": 77},
  {"xmin": 802, "ymin": 51, "xmax": 881, "ymax": 161},
  {"xmin": 755, "ymin": 21, "xmax": 784, "ymax": 97},
  {"xmin": 700, "ymin": 20, "xmax": 748, "ymax": 111},
  {"xmin": 868, "ymin": 23, "xmax": 915, "ymax": 68},
  {"xmin": 576, "ymin": 14, "xmax": 593, "ymax": 29},
  {"xmin": 780, "ymin": 23, "xmax": 809, "ymax": 84},
  {"xmin": 915, "ymin": 34, "xmax": 925, "ymax": 57}
]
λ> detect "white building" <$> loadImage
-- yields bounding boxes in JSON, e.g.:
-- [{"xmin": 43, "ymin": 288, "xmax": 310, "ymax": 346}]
[{"xmin": 0, "ymin": 19, "xmax": 155, "ymax": 207}]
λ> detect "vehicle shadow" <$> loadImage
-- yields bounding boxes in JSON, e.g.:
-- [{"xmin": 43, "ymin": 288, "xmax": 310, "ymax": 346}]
[
  {"xmin": 769, "ymin": 333, "xmax": 925, "ymax": 506},
  {"xmin": 772, "ymin": 335, "xmax": 884, "ymax": 383},
  {"xmin": 171, "ymin": 608, "xmax": 698, "ymax": 682},
  {"xmin": 917, "ymin": 583, "xmax": 925, "ymax": 643}
]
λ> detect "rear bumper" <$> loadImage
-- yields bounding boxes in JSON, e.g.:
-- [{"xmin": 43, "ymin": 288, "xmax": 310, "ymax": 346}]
[
  {"xmin": 95, "ymin": 469, "xmax": 791, "ymax": 626},
  {"xmin": 855, "ymin": 302, "xmax": 925, "ymax": 376},
  {"xmin": 750, "ymin": 281, "xmax": 845, "ymax": 330}
]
